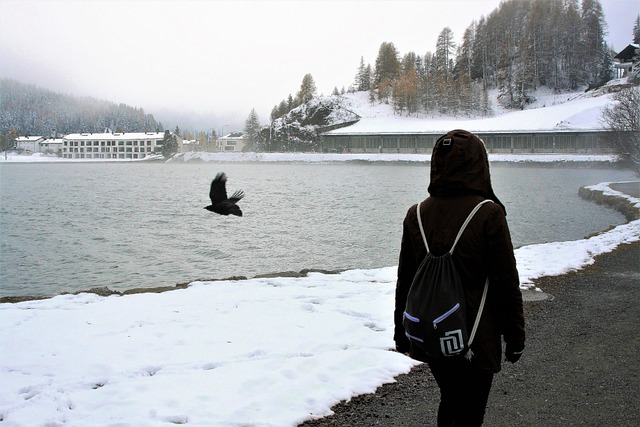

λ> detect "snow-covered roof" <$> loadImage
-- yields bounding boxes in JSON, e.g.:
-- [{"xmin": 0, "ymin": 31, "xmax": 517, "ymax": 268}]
[
  {"xmin": 220, "ymin": 132, "xmax": 245, "ymax": 139},
  {"xmin": 63, "ymin": 132, "xmax": 165, "ymax": 141},
  {"xmin": 15, "ymin": 136, "xmax": 45, "ymax": 142}
]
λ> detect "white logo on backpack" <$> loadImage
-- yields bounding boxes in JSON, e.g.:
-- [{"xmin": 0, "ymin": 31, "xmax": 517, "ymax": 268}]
[{"xmin": 440, "ymin": 329, "xmax": 465, "ymax": 356}]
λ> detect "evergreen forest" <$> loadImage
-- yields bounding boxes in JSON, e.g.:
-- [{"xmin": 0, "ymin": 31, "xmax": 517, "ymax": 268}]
[
  {"xmin": 0, "ymin": 78, "xmax": 161, "ymax": 137},
  {"xmin": 272, "ymin": 0, "xmax": 634, "ymax": 120}
]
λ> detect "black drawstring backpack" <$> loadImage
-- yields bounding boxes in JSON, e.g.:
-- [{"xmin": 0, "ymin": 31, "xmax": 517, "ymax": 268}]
[{"xmin": 403, "ymin": 200, "xmax": 491, "ymax": 360}]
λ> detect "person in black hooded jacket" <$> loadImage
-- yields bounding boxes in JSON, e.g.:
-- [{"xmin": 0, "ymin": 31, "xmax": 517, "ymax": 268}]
[{"xmin": 394, "ymin": 129, "xmax": 525, "ymax": 426}]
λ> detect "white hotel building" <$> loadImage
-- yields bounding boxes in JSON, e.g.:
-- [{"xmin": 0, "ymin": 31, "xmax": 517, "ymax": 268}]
[{"xmin": 61, "ymin": 132, "xmax": 182, "ymax": 160}]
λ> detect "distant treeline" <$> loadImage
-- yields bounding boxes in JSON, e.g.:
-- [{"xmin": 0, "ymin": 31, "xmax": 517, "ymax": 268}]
[
  {"xmin": 0, "ymin": 78, "xmax": 162, "ymax": 137},
  {"xmin": 272, "ymin": 0, "xmax": 637, "ymax": 120}
]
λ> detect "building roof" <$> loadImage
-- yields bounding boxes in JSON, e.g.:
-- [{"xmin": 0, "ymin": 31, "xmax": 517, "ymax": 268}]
[
  {"xmin": 63, "ymin": 132, "xmax": 165, "ymax": 141},
  {"xmin": 221, "ymin": 132, "xmax": 244, "ymax": 139},
  {"xmin": 614, "ymin": 44, "xmax": 640, "ymax": 62},
  {"xmin": 16, "ymin": 136, "xmax": 45, "ymax": 142}
]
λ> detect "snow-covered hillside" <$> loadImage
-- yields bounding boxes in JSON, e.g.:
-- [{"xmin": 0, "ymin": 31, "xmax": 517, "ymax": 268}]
[
  {"xmin": 269, "ymin": 79, "xmax": 635, "ymax": 141},
  {"xmin": 325, "ymin": 79, "xmax": 636, "ymax": 134}
]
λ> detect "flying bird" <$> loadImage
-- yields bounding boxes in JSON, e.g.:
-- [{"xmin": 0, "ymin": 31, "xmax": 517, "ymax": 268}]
[{"xmin": 205, "ymin": 172, "xmax": 244, "ymax": 217}]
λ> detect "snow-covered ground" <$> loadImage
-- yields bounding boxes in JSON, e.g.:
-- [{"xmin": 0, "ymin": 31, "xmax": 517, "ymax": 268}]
[
  {"xmin": 325, "ymin": 87, "xmax": 616, "ymax": 135},
  {"xmin": 1, "ymin": 82, "xmax": 638, "ymax": 426},
  {"xmin": 1, "ymin": 181, "xmax": 639, "ymax": 425},
  {"xmin": 0, "ymin": 152, "xmax": 164, "ymax": 163}
]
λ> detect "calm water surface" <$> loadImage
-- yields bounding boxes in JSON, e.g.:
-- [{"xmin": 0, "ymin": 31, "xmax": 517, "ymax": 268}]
[{"xmin": 0, "ymin": 161, "xmax": 634, "ymax": 297}]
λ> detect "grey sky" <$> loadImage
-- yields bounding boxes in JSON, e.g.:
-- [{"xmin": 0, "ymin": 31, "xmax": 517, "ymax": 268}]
[{"xmin": 1, "ymin": 0, "xmax": 637, "ymax": 131}]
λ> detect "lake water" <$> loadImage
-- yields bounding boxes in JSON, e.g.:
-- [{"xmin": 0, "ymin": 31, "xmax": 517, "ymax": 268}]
[{"xmin": 0, "ymin": 161, "xmax": 634, "ymax": 297}]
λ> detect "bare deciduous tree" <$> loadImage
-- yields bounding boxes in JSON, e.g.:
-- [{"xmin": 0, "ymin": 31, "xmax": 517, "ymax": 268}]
[{"xmin": 601, "ymin": 86, "xmax": 640, "ymax": 176}]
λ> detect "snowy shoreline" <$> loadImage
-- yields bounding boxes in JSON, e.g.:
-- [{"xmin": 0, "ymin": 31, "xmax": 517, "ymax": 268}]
[
  {"xmin": 0, "ymin": 151, "xmax": 621, "ymax": 164},
  {"xmin": 0, "ymin": 181, "xmax": 639, "ymax": 425}
]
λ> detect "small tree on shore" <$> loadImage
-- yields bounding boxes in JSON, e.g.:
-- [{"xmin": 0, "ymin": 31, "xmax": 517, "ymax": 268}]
[
  {"xmin": 601, "ymin": 86, "xmax": 640, "ymax": 176},
  {"xmin": 161, "ymin": 130, "xmax": 179, "ymax": 159},
  {"xmin": 0, "ymin": 133, "xmax": 16, "ymax": 159},
  {"xmin": 243, "ymin": 108, "xmax": 261, "ymax": 151}
]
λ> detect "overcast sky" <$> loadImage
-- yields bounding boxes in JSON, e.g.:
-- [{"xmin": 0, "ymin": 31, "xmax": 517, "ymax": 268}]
[{"xmin": 1, "ymin": 0, "xmax": 638, "ymax": 132}]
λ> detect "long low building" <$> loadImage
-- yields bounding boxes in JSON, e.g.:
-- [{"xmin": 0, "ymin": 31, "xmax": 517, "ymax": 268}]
[
  {"xmin": 317, "ymin": 85, "xmax": 627, "ymax": 154},
  {"xmin": 61, "ymin": 132, "xmax": 182, "ymax": 159},
  {"xmin": 318, "ymin": 129, "xmax": 613, "ymax": 154}
]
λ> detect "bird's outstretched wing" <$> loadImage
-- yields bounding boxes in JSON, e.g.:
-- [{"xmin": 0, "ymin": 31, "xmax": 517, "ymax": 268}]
[
  {"xmin": 228, "ymin": 190, "xmax": 245, "ymax": 203},
  {"xmin": 209, "ymin": 172, "xmax": 228, "ymax": 204}
]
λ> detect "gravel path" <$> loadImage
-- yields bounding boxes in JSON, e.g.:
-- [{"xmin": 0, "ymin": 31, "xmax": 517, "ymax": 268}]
[{"xmin": 300, "ymin": 240, "xmax": 640, "ymax": 427}]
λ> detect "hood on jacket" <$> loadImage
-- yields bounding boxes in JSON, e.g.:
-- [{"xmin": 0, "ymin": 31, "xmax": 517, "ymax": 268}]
[{"xmin": 428, "ymin": 129, "xmax": 506, "ymax": 214}]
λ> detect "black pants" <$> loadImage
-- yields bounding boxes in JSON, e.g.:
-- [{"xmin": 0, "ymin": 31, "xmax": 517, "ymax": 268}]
[{"xmin": 428, "ymin": 358, "xmax": 495, "ymax": 427}]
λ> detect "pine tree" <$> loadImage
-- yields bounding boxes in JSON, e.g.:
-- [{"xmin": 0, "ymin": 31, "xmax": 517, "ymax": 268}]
[
  {"xmin": 363, "ymin": 64, "xmax": 372, "ymax": 91},
  {"xmin": 434, "ymin": 27, "xmax": 456, "ymax": 82},
  {"xmin": 455, "ymin": 23, "xmax": 476, "ymax": 82},
  {"xmin": 392, "ymin": 52, "xmax": 420, "ymax": 115},
  {"xmin": 354, "ymin": 56, "xmax": 371, "ymax": 91},
  {"xmin": 421, "ymin": 52, "xmax": 437, "ymax": 113},
  {"xmin": 493, "ymin": 0, "xmax": 529, "ymax": 108},
  {"xmin": 392, "ymin": 79, "xmax": 405, "ymax": 114},
  {"xmin": 580, "ymin": 0, "xmax": 608, "ymax": 86},
  {"xmin": 161, "ymin": 130, "xmax": 178, "ymax": 158},
  {"xmin": 563, "ymin": 0, "xmax": 583, "ymax": 90},
  {"xmin": 244, "ymin": 108, "xmax": 261, "ymax": 150},
  {"xmin": 401, "ymin": 52, "xmax": 418, "ymax": 74},
  {"xmin": 374, "ymin": 42, "xmax": 400, "ymax": 89},
  {"xmin": 391, "ymin": 62, "xmax": 420, "ymax": 116},
  {"xmin": 355, "ymin": 56, "xmax": 365, "ymax": 90},
  {"xmin": 368, "ymin": 86, "xmax": 376, "ymax": 105},
  {"xmin": 296, "ymin": 74, "xmax": 317, "ymax": 104},
  {"xmin": 634, "ymin": 15, "xmax": 640, "ymax": 44},
  {"xmin": 470, "ymin": 16, "xmax": 488, "ymax": 88},
  {"xmin": 0, "ymin": 133, "xmax": 17, "ymax": 157}
]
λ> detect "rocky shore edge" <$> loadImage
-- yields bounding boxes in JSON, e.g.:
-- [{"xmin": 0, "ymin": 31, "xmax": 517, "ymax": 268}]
[
  {"xmin": 578, "ymin": 181, "xmax": 640, "ymax": 221},
  {"xmin": 0, "ymin": 268, "xmax": 345, "ymax": 304}
]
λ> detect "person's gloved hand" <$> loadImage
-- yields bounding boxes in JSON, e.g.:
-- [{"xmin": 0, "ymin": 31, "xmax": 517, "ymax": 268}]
[
  {"xmin": 395, "ymin": 338, "xmax": 410, "ymax": 354},
  {"xmin": 505, "ymin": 344, "xmax": 524, "ymax": 363}
]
